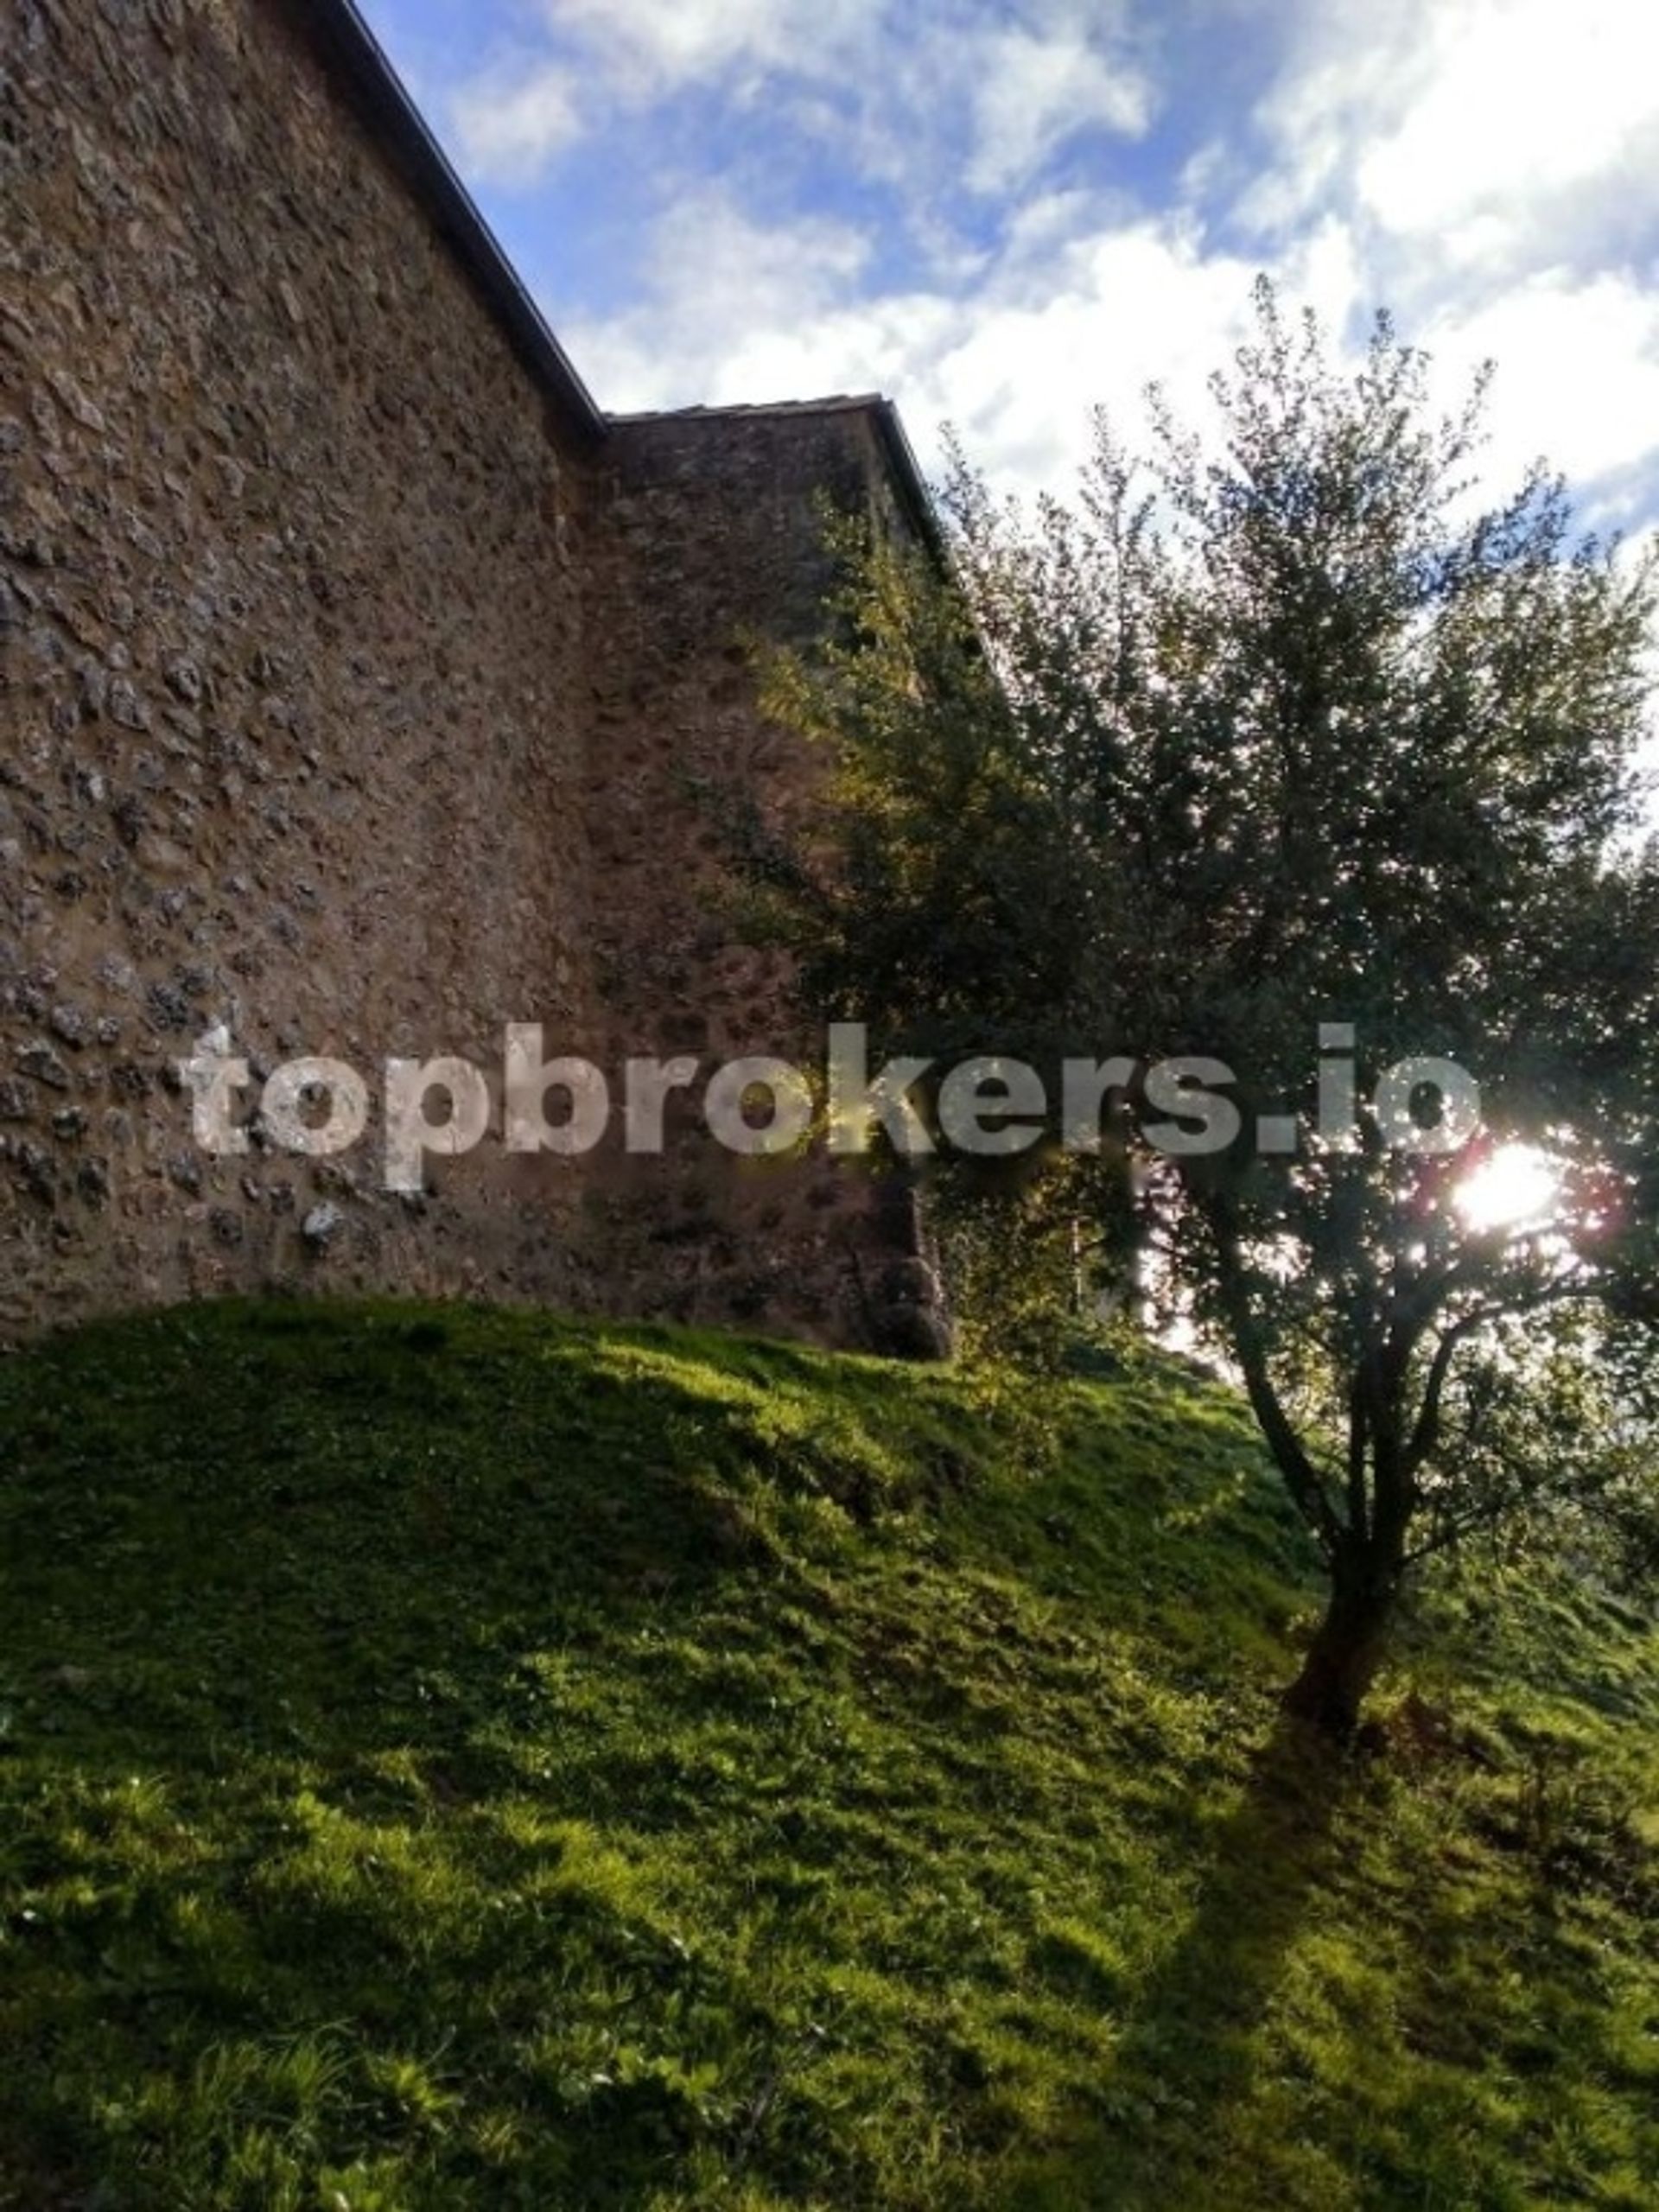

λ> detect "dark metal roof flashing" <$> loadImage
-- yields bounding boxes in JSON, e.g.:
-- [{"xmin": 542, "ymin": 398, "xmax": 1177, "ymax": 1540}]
[{"xmin": 302, "ymin": 0, "xmax": 606, "ymax": 445}]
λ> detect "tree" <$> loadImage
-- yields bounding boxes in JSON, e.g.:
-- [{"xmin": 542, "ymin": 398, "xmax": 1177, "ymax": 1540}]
[{"xmin": 753, "ymin": 282, "xmax": 1659, "ymax": 1738}]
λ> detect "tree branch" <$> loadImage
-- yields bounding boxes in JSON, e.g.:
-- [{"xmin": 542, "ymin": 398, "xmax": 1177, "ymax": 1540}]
[{"xmin": 1204, "ymin": 1196, "xmax": 1344, "ymax": 1558}]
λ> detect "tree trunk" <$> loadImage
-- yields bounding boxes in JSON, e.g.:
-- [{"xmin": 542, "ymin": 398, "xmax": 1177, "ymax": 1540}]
[{"xmin": 1282, "ymin": 1567, "xmax": 1397, "ymax": 1740}]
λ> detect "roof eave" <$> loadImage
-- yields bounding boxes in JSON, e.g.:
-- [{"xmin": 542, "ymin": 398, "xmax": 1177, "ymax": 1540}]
[
  {"xmin": 607, "ymin": 395, "xmax": 943, "ymax": 560},
  {"xmin": 302, "ymin": 0, "xmax": 607, "ymax": 448}
]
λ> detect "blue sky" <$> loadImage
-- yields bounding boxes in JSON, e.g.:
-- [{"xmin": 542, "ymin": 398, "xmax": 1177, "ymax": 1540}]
[{"xmin": 358, "ymin": 0, "xmax": 1659, "ymax": 530}]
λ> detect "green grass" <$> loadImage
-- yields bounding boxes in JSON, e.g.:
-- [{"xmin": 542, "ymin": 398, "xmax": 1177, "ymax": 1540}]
[{"xmin": 0, "ymin": 1299, "xmax": 1655, "ymax": 2210}]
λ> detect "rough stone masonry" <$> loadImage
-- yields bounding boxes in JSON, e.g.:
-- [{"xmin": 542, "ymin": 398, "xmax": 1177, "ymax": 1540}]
[{"xmin": 0, "ymin": 0, "xmax": 950, "ymax": 1355}]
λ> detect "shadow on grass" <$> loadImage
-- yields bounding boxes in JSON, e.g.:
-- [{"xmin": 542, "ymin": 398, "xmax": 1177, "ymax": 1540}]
[
  {"xmin": 1, "ymin": 1301, "xmax": 887, "ymax": 2204},
  {"xmin": 1003, "ymin": 1712, "xmax": 1355, "ymax": 2211},
  {"xmin": 0, "ymin": 1296, "xmax": 1336, "ymax": 2209},
  {"xmin": 0, "ymin": 1300, "xmax": 804, "ymax": 1764}
]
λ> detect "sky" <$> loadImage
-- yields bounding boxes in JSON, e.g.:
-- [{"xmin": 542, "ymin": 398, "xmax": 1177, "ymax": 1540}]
[{"xmin": 357, "ymin": 0, "xmax": 1659, "ymax": 534}]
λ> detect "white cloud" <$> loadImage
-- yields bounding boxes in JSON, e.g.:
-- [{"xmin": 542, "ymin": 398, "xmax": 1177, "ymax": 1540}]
[
  {"xmin": 447, "ymin": 0, "xmax": 883, "ymax": 191},
  {"xmin": 967, "ymin": 20, "xmax": 1154, "ymax": 193},
  {"xmin": 1355, "ymin": 0, "xmax": 1659, "ymax": 247},
  {"xmin": 451, "ymin": 59, "xmax": 584, "ymax": 185},
  {"xmin": 566, "ymin": 189, "xmax": 889, "ymax": 407},
  {"xmin": 1211, "ymin": 0, "xmax": 1659, "ymax": 537},
  {"xmin": 449, "ymin": 0, "xmax": 1157, "ymax": 203},
  {"xmin": 429, "ymin": 0, "xmax": 1659, "ymax": 545},
  {"xmin": 574, "ymin": 190, "xmax": 1362, "ymax": 501},
  {"xmin": 543, "ymin": 0, "xmax": 880, "ymax": 87},
  {"xmin": 1421, "ymin": 272, "xmax": 1659, "ymax": 529},
  {"xmin": 571, "ymin": 156, "xmax": 1659, "ymax": 546},
  {"xmin": 1248, "ymin": 0, "xmax": 1659, "ymax": 285}
]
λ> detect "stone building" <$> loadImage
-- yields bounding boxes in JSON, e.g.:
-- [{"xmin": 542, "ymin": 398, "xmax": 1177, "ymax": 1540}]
[{"xmin": 0, "ymin": 0, "xmax": 948, "ymax": 1353}]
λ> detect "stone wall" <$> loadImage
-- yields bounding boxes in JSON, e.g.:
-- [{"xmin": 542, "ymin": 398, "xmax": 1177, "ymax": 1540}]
[
  {"xmin": 577, "ymin": 405, "xmax": 945, "ymax": 1347},
  {"xmin": 1, "ymin": 0, "xmax": 607, "ymax": 1334},
  {"xmin": 0, "ymin": 0, "xmax": 945, "ymax": 1351}
]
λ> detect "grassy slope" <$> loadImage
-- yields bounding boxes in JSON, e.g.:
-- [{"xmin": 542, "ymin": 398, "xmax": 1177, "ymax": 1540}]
[{"xmin": 0, "ymin": 1301, "xmax": 1654, "ymax": 2212}]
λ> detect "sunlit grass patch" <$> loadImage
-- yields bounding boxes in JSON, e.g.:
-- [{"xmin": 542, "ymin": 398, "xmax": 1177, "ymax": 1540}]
[{"xmin": 0, "ymin": 1297, "xmax": 1654, "ymax": 2208}]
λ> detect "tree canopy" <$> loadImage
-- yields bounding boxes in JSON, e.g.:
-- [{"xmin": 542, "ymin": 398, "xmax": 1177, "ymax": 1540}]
[{"xmin": 754, "ymin": 281, "xmax": 1659, "ymax": 1736}]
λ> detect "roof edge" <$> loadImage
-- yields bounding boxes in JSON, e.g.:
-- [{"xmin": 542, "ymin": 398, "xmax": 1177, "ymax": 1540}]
[
  {"xmin": 872, "ymin": 397, "xmax": 944, "ymax": 563},
  {"xmin": 607, "ymin": 395, "xmax": 943, "ymax": 560},
  {"xmin": 301, "ymin": 0, "xmax": 607, "ymax": 448}
]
